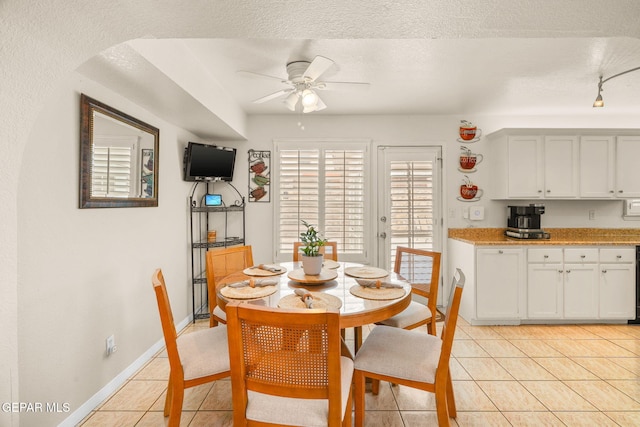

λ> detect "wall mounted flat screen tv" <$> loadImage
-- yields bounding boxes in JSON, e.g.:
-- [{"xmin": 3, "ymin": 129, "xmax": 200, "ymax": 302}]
[{"xmin": 183, "ymin": 142, "xmax": 237, "ymax": 182}]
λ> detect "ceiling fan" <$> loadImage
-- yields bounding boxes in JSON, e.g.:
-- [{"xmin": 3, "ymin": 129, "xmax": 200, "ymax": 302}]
[{"xmin": 238, "ymin": 55, "xmax": 369, "ymax": 113}]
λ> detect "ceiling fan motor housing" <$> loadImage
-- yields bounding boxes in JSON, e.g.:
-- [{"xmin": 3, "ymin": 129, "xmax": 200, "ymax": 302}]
[{"xmin": 286, "ymin": 61, "xmax": 312, "ymax": 83}]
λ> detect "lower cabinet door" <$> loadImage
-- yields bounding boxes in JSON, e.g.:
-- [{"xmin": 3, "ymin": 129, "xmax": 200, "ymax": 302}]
[
  {"xmin": 527, "ymin": 263, "xmax": 563, "ymax": 318},
  {"xmin": 599, "ymin": 263, "xmax": 636, "ymax": 319},
  {"xmin": 476, "ymin": 248, "xmax": 522, "ymax": 319},
  {"xmin": 563, "ymin": 264, "xmax": 599, "ymax": 319}
]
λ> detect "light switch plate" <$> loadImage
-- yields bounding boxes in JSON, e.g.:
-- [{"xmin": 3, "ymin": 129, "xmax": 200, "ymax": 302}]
[{"xmin": 470, "ymin": 206, "xmax": 485, "ymax": 220}]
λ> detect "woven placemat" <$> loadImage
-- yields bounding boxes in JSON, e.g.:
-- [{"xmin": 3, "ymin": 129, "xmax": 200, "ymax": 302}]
[
  {"xmin": 278, "ymin": 292, "xmax": 343, "ymax": 310},
  {"xmin": 322, "ymin": 260, "xmax": 340, "ymax": 269},
  {"xmin": 220, "ymin": 284, "xmax": 277, "ymax": 299},
  {"xmin": 242, "ymin": 264, "xmax": 287, "ymax": 276},
  {"xmin": 344, "ymin": 266, "xmax": 389, "ymax": 279},
  {"xmin": 349, "ymin": 284, "xmax": 406, "ymax": 300}
]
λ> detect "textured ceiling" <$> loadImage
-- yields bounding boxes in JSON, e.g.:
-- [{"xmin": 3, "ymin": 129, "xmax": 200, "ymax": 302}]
[{"xmin": 75, "ymin": 1, "xmax": 640, "ymax": 139}]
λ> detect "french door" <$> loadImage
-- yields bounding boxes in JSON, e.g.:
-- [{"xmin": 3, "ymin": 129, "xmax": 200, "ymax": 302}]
[{"xmin": 376, "ymin": 146, "xmax": 442, "ymax": 271}]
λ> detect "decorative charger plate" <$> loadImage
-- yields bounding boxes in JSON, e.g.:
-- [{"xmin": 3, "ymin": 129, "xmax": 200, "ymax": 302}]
[
  {"xmin": 344, "ymin": 266, "xmax": 389, "ymax": 279},
  {"xmin": 278, "ymin": 292, "xmax": 342, "ymax": 310},
  {"xmin": 242, "ymin": 264, "xmax": 287, "ymax": 276},
  {"xmin": 322, "ymin": 259, "xmax": 340, "ymax": 269},
  {"xmin": 349, "ymin": 285, "xmax": 406, "ymax": 300},
  {"xmin": 287, "ymin": 268, "xmax": 338, "ymax": 284},
  {"xmin": 220, "ymin": 284, "xmax": 277, "ymax": 299}
]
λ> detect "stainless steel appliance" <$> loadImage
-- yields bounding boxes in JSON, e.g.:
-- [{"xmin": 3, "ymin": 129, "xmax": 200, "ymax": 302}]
[
  {"xmin": 629, "ymin": 246, "xmax": 640, "ymax": 324},
  {"xmin": 505, "ymin": 204, "xmax": 550, "ymax": 239}
]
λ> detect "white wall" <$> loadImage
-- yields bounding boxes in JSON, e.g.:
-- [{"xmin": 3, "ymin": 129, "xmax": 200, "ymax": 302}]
[
  {"xmin": 244, "ymin": 113, "xmax": 640, "ymax": 264},
  {"xmin": 16, "ymin": 72, "xmax": 202, "ymax": 426}
]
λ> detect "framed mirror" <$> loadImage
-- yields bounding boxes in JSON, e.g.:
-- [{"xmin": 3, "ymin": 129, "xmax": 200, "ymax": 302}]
[{"xmin": 80, "ymin": 94, "xmax": 159, "ymax": 208}]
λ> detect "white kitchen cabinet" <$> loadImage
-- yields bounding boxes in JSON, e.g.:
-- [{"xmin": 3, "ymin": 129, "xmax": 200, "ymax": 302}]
[
  {"xmin": 562, "ymin": 263, "xmax": 599, "ymax": 319},
  {"xmin": 599, "ymin": 247, "xmax": 636, "ymax": 319},
  {"xmin": 506, "ymin": 136, "xmax": 544, "ymax": 198},
  {"xmin": 579, "ymin": 136, "xmax": 615, "ymax": 198},
  {"xmin": 615, "ymin": 136, "xmax": 640, "ymax": 198},
  {"xmin": 527, "ymin": 248, "xmax": 563, "ymax": 319},
  {"xmin": 544, "ymin": 136, "xmax": 579, "ymax": 198},
  {"xmin": 476, "ymin": 248, "xmax": 524, "ymax": 320},
  {"xmin": 489, "ymin": 129, "xmax": 640, "ymax": 200}
]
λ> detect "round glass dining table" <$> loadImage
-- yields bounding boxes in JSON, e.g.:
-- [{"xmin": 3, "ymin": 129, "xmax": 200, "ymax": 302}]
[{"xmin": 216, "ymin": 261, "xmax": 412, "ymax": 346}]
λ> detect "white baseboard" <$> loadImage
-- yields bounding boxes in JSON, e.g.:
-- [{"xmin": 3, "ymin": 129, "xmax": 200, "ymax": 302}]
[{"xmin": 58, "ymin": 314, "xmax": 192, "ymax": 427}]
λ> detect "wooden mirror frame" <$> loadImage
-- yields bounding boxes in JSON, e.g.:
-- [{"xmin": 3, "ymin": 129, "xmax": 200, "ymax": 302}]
[{"xmin": 79, "ymin": 94, "xmax": 159, "ymax": 208}]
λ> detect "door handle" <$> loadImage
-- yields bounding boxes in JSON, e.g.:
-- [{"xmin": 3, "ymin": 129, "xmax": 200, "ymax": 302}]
[{"xmin": 379, "ymin": 232, "xmax": 387, "ymax": 238}]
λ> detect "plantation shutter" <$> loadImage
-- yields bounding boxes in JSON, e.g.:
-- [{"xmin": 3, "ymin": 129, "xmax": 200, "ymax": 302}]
[
  {"xmin": 276, "ymin": 140, "xmax": 370, "ymax": 262},
  {"xmin": 91, "ymin": 136, "xmax": 137, "ymax": 198},
  {"xmin": 388, "ymin": 159, "xmax": 435, "ymax": 266}
]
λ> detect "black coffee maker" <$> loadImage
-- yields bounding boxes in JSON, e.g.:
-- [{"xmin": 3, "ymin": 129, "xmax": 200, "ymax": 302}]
[{"xmin": 505, "ymin": 204, "xmax": 550, "ymax": 239}]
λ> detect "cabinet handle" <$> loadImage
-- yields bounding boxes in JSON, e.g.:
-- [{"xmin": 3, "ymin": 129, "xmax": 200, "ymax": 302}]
[
  {"xmin": 566, "ymin": 270, "xmax": 571, "ymax": 274},
  {"xmin": 609, "ymin": 190, "xmax": 615, "ymax": 193},
  {"xmin": 546, "ymin": 189, "xmax": 551, "ymax": 193},
  {"xmin": 538, "ymin": 190, "xmax": 543, "ymax": 193},
  {"xmin": 616, "ymin": 255, "xmax": 622, "ymax": 259},
  {"xmin": 558, "ymin": 270, "xmax": 563, "ymax": 273},
  {"xmin": 498, "ymin": 250, "xmax": 504, "ymax": 254},
  {"xmin": 543, "ymin": 255, "xmax": 549, "ymax": 259},
  {"xmin": 602, "ymin": 269, "xmax": 607, "ymax": 274},
  {"xmin": 580, "ymin": 255, "xmax": 586, "ymax": 259},
  {"xmin": 619, "ymin": 190, "xmax": 624, "ymax": 193}
]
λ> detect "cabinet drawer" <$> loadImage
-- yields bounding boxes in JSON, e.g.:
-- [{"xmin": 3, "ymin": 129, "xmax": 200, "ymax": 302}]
[
  {"xmin": 564, "ymin": 248, "xmax": 598, "ymax": 263},
  {"xmin": 528, "ymin": 248, "xmax": 563, "ymax": 263},
  {"xmin": 599, "ymin": 247, "xmax": 636, "ymax": 263}
]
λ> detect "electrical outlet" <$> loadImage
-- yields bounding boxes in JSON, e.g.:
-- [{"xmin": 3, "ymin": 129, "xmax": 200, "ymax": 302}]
[
  {"xmin": 106, "ymin": 335, "xmax": 117, "ymax": 355},
  {"xmin": 589, "ymin": 210, "xmax": 596, "ymax": 220}
]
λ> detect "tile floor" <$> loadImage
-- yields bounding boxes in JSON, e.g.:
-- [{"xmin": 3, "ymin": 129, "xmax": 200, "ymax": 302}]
[{"xmin": 79, "ymin": 318, "xmax": 640, "ymax": 426}]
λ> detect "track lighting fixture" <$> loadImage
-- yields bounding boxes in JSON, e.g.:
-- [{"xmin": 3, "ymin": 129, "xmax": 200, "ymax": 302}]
[{"xmin": 593, "ymin": 66, "xmax": 640, "ymax": 108}]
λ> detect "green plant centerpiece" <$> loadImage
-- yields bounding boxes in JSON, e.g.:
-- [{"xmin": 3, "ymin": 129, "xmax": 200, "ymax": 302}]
[{"xmin": 299, "ymin": 220, "xmax": 327, "ymax": 275}]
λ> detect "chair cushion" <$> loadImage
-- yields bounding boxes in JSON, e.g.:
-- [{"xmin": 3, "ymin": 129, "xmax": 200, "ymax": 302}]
[
  {"xmin": 177, "ymin": 325, "xmax": 230, "ymax": 380},
  {"xmin": 246, "ymin": 356, "xmax": 354, "ymax": 426},
  {"xmin": 354, "ymin": 325, "xmax": 441, "ymax": 384},
  {"xmin": 377, "ymin": 300, "xmax": 432, "ymax": 329},
  {"xmin": 212, "ymin": 305, "xmax": 227, "ymax": 322}
]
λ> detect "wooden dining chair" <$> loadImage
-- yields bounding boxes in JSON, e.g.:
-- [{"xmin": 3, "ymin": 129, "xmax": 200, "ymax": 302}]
[
  {"xmin": 205, "ymin": 245, "xmax": 254, "ymax": 327},
  {"xmin": 151, "ymin": 269, "xmax": 230, "ymax": 426},
  {"xmin": 376, "ymin": 246, "xmax": 441, "ymax": 335},
  {"xmin": 353, "ymin": 268, "xmax": 466, "ymax": 427},
  {"xmin": 292, "ymin": 241, "xmax": 338, "ymax": 261},
  {"xmin": 225, "ymin": 300, "xmax": 354, "ymax": 427}
]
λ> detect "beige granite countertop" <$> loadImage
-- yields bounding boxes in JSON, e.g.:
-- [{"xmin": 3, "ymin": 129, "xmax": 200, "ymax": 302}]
[{"xmin": 448, "ymin": 228, "xmax": 640, "ymax": 246}]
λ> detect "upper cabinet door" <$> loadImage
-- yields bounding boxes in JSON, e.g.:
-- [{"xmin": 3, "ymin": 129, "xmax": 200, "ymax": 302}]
[
  {"xmin": 580, "ymin": 136, "xmax": 615, "ymax": 198},
  {"xmin": 507, "ymin": 136, "xmax": 543, "ymax": 198},
  {"xmin": 544, "ymin": 136, "xmax": 578, "ymax": 198},
  {"xmin": 616, "ymin": 136, "xmax": 640, "ymax": 198}
]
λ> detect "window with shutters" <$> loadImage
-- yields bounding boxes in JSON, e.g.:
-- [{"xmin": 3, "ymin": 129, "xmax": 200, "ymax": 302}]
[
  {"xmin": 275, "ymin": 140, "xmax": 371, "ymax": 263},
  {"xmin": 91, "ymin": 136, "xmax": 138, "ymax": 198}
]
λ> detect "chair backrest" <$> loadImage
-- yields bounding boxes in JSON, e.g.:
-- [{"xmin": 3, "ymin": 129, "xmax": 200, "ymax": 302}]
[
  {"xmin": 225, "ymin": 301, "xmax": 345, "ymax": 423},
  {"xmin": 151, "ymin": 269, "xmax": 183, "ymax": 377},
  {"xmin": 437, "ymin": 268, "xmax": 465, "ymax": 373},
  {"xmin": 292, "ymin": 241, "xmax": 338, "ymax": 262},
  {"xmin": 393, "ymin": 246, "xmax": 441, "ymax": 303},
  {"xmin": 205, "ymin": 245, "xmax": 254, "ymax": 310}
]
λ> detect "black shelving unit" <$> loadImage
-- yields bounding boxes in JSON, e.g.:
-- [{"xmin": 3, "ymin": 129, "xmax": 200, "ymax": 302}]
[{"xmin": 189, "ymin": 181, "xmax": 245, "ymax": 321}]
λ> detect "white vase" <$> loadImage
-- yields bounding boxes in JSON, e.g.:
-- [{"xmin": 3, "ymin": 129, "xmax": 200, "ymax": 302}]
[{"xmin": 301, "ymin": 254, "xmax": 324, "ymax": 275}]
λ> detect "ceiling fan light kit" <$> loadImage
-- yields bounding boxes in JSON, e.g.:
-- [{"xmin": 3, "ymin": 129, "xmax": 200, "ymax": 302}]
[{"xmin": 240, "ymin": 55, "xmax": 369, "ymax": 114}]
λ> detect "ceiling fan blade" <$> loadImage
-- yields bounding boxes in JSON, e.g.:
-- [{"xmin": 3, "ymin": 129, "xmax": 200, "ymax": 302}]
[
  {"xmin": 315, "ymin": 96, "xmax": 327, "ymax": 111},
  {"xmin": 316, "ymin": 81, "xmax": 370, "ymax": 91},
  {"xmin": 303, "ymin": 56, "xmax": 335, "ymax": 81},
  {"xmin": 253, "ymin": 88, "xmax": 292, "ymax": 104},
  {"xmin": 237, "ymin": 70, "xmax": 286, "ymax": 83}
]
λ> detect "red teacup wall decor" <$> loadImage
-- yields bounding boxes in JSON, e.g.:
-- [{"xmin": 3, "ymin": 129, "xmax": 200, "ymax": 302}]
[
  {"xmin": 457, "ymin": 120, "xmax": 482, "ymax": 143},
  {"xmin": 456, "ymin": 120, "xmax": 483, "ymax": 202}
]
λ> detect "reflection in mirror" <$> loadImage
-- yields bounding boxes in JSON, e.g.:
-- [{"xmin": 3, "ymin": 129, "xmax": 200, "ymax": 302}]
[{"xmin": 80, "ymin": 94, "xmax": 159, "ymax": 208}]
